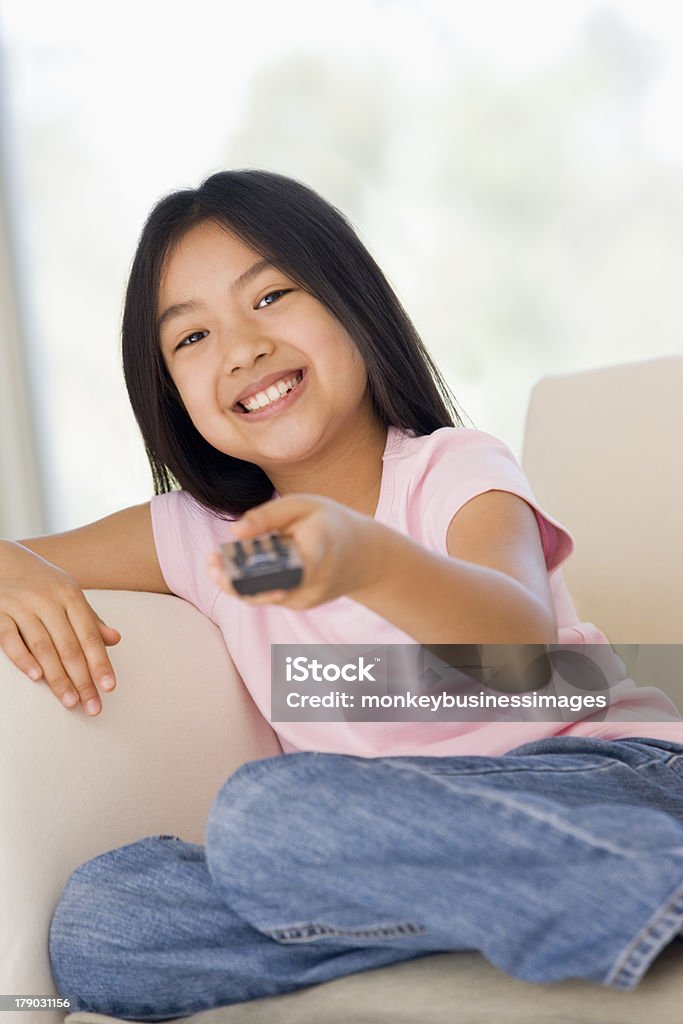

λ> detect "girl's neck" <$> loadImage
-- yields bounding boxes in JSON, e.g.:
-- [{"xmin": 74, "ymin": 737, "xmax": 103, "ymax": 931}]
[{"xmin": 269, "ymin": 414, "xmax": 390, "ymax": 519}]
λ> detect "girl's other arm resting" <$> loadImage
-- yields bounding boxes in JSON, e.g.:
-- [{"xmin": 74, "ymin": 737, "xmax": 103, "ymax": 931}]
[{"xmin": 15, "ymin": 502, "xmax": 172, "ymax": 595}]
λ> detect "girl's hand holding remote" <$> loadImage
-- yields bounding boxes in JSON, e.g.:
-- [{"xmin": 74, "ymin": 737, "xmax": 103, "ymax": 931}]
[
  {"xmin": 0, "ymin": 540, "xmax": 121, "ymax": 715},
  {"xmin": 207, "ymin": 494, "xmax": 380, "ymax": 610}
]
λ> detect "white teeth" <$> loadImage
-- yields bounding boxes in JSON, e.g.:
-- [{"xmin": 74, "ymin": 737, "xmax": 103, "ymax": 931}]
[{"xmin": 241, "ymin": 373, "xmax": 301, "ymax": 412}]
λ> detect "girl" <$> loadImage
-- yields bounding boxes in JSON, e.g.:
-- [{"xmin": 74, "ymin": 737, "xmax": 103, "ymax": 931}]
[{"xmin": 4, "ymin": 169, "xmax": 683, "ymax": 1019}]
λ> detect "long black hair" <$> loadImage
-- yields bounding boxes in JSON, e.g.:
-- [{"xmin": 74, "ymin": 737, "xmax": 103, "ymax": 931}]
[{"xmin": 121, "ymin": 168, "xmax": 473, "ymax": 520}]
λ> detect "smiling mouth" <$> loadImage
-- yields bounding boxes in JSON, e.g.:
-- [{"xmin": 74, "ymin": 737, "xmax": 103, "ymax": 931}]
[{"xmin": 234, "ymin": 369, "xmax": 306, "ymax": 414}]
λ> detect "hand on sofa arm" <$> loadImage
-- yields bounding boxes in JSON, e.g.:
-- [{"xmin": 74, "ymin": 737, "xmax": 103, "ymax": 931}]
[{"xmin": 0, "ymin": 539, "xmax": 120, "ymax": 717}]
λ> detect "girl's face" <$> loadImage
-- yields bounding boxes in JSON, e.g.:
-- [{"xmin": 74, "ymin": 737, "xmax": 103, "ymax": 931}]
[{"xmin": 157, "ymin": 220, "xmax": 375, "ymax": 477}]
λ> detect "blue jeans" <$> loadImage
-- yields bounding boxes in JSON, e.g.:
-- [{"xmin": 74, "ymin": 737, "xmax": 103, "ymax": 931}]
[{"xmin": 49, "ymin": 736, "xmax": 683, "ymax": 1020}]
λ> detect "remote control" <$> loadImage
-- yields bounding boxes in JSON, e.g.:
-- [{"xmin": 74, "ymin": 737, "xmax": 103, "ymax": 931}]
[{"xmin": 220, "ymin": 532, "xmax": 304, "ymax": 596}]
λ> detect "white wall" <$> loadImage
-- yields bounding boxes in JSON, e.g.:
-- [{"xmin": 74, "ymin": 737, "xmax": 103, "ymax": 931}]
[
  {"xmin": 1, "ymin": 0, "xmax": 683, "ymax": 534},
  {"xmin": 0, "ymin": 97, "xmax": 45, "ymax": 537}
]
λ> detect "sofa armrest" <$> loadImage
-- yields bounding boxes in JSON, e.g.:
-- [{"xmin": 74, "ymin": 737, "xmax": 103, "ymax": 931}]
[{"xmin": 0, "ymin": 589, "xmax": 283, "ymax": 1018}]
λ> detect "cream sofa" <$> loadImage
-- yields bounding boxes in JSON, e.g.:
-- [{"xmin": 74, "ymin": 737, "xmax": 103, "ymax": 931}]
[{"xmin": 2, "ymin": 355, "xmax": 683, "ymax": 1024}]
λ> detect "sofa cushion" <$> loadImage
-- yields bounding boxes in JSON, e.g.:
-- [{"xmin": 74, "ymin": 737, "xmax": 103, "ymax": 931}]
[{"xmin": 64, "ymin": 940, "xmax": 683, "ymax": 1024}]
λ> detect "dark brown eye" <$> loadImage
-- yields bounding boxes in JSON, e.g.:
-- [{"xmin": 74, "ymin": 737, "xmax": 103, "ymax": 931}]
[{"xmin": 176, "ymin": 330, "xmax": 207, "ymax": 352}]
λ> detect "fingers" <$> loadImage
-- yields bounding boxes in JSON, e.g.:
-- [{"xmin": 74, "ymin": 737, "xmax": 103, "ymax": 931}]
[
  {"xmin": 96, "ymin": 616, "xmax": 122, "ymax": 644},
  {"xmin": 232, "ymin": 494, "xmax": 318, "ymax": 539},
  {"xmin": 62, "ymin": 600, "xmax": 122, "ymax": 710},
  {"xmin": 24, "ymin": 608, "xmax": 100, "ymax": 714},
  {"xmin": 0, "ymin": 597, "xmax": 120, "ymax": 715},
  {"xmin": 240, "ymin": 589, "xmax": 288, "ymax": 605},
  {"xmin": 0, "ymin": 612, "xmax": 45, "ymax": 683},
  {"xmin": 206, "ymin": 553, "xmax": 289, "ymax": 604}
]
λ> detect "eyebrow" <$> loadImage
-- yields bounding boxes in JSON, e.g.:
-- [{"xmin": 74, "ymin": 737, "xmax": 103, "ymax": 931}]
[{"xmin": 157, "ymin": 257, "xmax": 275, "ymax": 336}]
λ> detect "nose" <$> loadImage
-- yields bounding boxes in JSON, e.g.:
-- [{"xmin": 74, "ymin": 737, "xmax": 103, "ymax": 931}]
[{"xmin": 218, "ymin": 328, "xmax": 274, "ymax": 377}]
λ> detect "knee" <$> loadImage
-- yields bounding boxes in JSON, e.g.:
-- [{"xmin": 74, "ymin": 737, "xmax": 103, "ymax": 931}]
[
  {"xmin": 205, "ymin": 752, "xmax": 351, "ymax": 890},
  {"xmin": 206, "ymin": 753, "xmax": 318, "ymax": 849}
]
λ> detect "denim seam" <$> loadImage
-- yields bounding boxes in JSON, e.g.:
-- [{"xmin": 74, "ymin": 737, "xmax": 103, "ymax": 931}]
[
  {"xmin": 264, "ymin": 920, "xmax": 428, "ymax": 943},
  {"xmin": 437, "ymin": 778, "xmax": 641, "ymax": 856},
  {"xmin": 642, "ymin": 756, "xmax": 683, "ymax": 770},
  {"xmin": 432, "ymin": 761, "xmax": 621, "ymax": 779},
  {"xmin": 605, "ymin": 874, "xmax": 683, "ymax": 989},
  {"xmin": 231, "ymin": 757, "xmax": 649, "ymax": 857},
  {"xmin": 445, "ymin": 757, "xmax": 679, "ymax": 778},
  {"xmin": 631, "ymin": 754, "xmax": 683, "ymax": 775},
  {"xmin": 663, "ymin": 753, "xmax": 683, "ymax": 774}
]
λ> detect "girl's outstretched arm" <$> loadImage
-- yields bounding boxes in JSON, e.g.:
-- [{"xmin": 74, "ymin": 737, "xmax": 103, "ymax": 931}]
[
  {"xmin": 353, "ymin": 488, "xmax": 558, "ymax": 644},
  {"xmin": 206, "ymin": 491, "xmax": 557, "ymax": 645}
]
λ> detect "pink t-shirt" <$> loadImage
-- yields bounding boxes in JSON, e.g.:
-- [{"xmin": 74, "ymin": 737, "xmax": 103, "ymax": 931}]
[{"xmin": 150, "ymin": 426, "xmax": 683, "ymax": 757}]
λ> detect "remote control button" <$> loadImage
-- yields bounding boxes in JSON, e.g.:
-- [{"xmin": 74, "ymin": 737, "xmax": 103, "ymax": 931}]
[
  {"xmin": 271, "ymin": 533, "xmax": 287, "ymax": 557},
  {"xmin": 233, "ymin": 541, "xmax": 247, "ymax": 565}
]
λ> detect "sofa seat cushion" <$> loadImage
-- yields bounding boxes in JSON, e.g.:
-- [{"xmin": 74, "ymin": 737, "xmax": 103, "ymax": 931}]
[{"xmin": 64, "ymin": 940, "xmax": 683, "ymax": 1024}]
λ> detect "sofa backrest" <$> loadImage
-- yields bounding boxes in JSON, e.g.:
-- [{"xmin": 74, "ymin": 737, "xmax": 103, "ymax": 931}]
[{"xmin": 521, "ymin": 355, "xmax": 683, "ymax": 644}]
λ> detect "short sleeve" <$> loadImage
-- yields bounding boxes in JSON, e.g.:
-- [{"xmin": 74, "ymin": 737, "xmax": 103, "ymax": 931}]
[
  {"xmin": 150, "ymin": 490, "xmax": 225, "ymax": 618},
  {"xmin": 418, "ymin": 428, "xmax": 575, "ymax": 574}
]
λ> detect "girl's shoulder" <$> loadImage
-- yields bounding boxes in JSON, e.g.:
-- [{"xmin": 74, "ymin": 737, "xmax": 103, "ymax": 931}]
[
  {"xmin": 388, "ymin": 425, "xmax": 575, "ymax": 572},
  {"xmin": 387, "ymin": 424, "xmax": 520, "ymax": 473}
]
